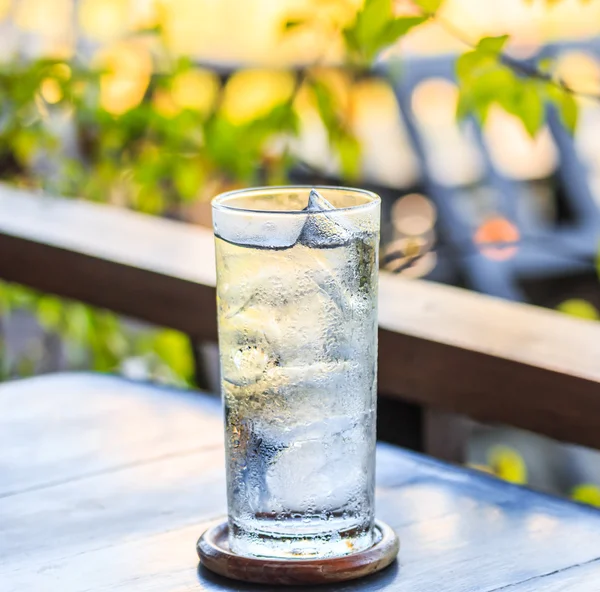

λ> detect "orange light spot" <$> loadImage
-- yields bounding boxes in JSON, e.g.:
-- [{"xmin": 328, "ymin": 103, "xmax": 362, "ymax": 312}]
[{"xmin": 474, "ymin": 217, "xmax": 520, "ymax": 261}]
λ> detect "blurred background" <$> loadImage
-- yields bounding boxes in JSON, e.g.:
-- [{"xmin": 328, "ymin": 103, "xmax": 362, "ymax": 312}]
[{"xmin": 1, "ymin": 0, "xmax": 599, "ymax": 505}]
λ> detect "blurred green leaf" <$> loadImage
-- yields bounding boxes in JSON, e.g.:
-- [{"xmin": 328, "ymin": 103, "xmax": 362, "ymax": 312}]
[
  {"xmin": 455, "ymin": 40, "xmax": 547, "ymax": 136},
  {"xmin": 379, "ymin": 17, "xmax": 428, "ymax": 49},
  {"xmin": 456, "ymin": 50, "xmax": 496, "ymax": 84},
  {"xmin": 87, "ymin": 311, "xmax": 126, "ymax": 371},
  {"xmin": 413, "ymin": 0, "xmax": 444, "ymax": 13},
  {"xmin": 343, "ymin": 0, "xmax": 426, "ymax": 63},
  {"xmin": 506, "ymin": 81, "xmax": 544, "ymax": 137},
  {"xmin": 520, "ymin": 84, "xmax": 544, "ymax": 137},
  {"xmin": 63, "ymin": 303, "xmax": 91, "ymax": 343},
  {"xmin": 552, "ymin": 89, "xmax": 578, "ymax": 133},
  {"xmin": 456, "ymin": 54, "xmax": 515, "ymax": 123},
  {"xmin": 37, "ymin": 295, "xmax": 63, "ymax": 330},
  {"xmin": 0, "ymin": 282, "xmax": 12, "ymax": 315},
  {"xmin": 7, "ymin": 285, "xmax": 36, "ymax": 309},
  {"xmin": 147, "ymin": 329, "xmax": 194, "ymax": 382},
  {"xmin": 174, "ymin": 159, "xmax": 204, "ymax": 202},
  {"xmin": 476, "ymin": 35, "xmax": 509, "ymax": 55},
  {"xmin": 557, "ymin": 299, "xmax": 599, "ymax": 320},
  {"xmin": 334, "ymin": 133, "xmax": 361, "ymax": 180},
  {"xmin": 310, "ymin": 78, "xmax": 339, "ymax": 130},
  {"xmin": 309, "ymin": 78, "xmax": 361, "ymax": 180}
]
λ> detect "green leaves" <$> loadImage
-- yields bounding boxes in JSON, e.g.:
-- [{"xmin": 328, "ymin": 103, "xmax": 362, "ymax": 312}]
[
  {"xmin": 547, "ymin": 86, "xmax": 578, "ymax": 133},
  {"xmin": 145, "ymin": 329, "xmax": 195, "ymax": 383},
  {"xmin": 455, "ymin": 35, "xmax": 579, "ymax": 137},
  {"xmin": 517, "ymin": 82, "xmax": 544, "ymax": 136},
  {"xmin": 476, "ymin": 34, "xmax": 509, "ymax": 54},
  {"xmin": 343, "ymin": 0, "xmax": 427, "ymax": 65},
  {"xmin": 334, "ymin": 133, "xmax": 362, "ymax": 180},
  {"xmin": 413, "ymin": 0, "xmax": 444, "ymax": 13},
  {"xmin": 309, "ymin": 77, "xmax": 361, "ymax": 180},
  {"xmin": 456, "ymin": 40, "xmax": 522, "ymax": 125}
]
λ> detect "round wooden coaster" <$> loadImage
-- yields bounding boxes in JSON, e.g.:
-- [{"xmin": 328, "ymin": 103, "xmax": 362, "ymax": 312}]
[{"xmin": 197, "ymin": 520, "xmax": 399, "ymax": 586}]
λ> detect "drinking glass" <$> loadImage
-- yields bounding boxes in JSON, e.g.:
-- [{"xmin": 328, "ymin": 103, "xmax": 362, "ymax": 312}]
[{"xmin": 212, "ymin": 186, "xmax": 380, "ymax": 559}]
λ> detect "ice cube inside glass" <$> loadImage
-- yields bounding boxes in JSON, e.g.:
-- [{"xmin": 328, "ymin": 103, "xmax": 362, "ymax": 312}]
[{"xmin": 212, "ymin": 186, "xmax": 381, "ymax": 559}]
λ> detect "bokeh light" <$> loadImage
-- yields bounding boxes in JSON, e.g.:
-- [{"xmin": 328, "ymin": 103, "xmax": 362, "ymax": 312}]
[
  {"xmin": 40, "ymin": 78, "xmax": 63, "ymax": 104},
  {"xmin": 412, "ymin": 78, "xmax": 483, "ymax": 186},
  {"xmin": 13, "ymin": 0, "xmax": 73, "ymax": 56},
  {"xmin": 474, "ymin": 216, "xmax": 520, "ymax": 261},
  {"xmin": 411, "ymin": 78, "xmax": 457, "ymax": 127},
  {"xmin": 484, "ymin": 105, "xmax": 558, "ymax": 180},
  {"xmin": 15, "ymin": 0, "xmax": 71, "ymax": 32},
  {"xmin": 0, "ymin": 0, "xmax": 10, "ymax": 21},
  {"xmin": 350, "ymin": 78, "xmax": 419, "ymax": 187},
  {"xmin": 98, "ymin": 40, "xmax": 153, "ymax": 115},
  {"xmin": 152, "ymin": 88, "xmax": 179, "ymax": 118},
  {"xmin": 220, "ymin": 70, "xmax": 295, "ymax": 125},
  {"xmin": 391, "ymin": 193, "xmax": 436, "ymax": 237},
  {"xmin": 555, "ymin": 51, "xmax": 600, "ymax": 98},
  {"xmin": 171, "ymin": 69, "xmax": 220, "ymax": 114},
  {"xmin": 395, "ymin": 0, "xmax": 600, "ymax": 56},
  {"xmin": 79, "ymin": 0, "xmax": 129, "ymax": 41},
  {"xmin": 291, "ymin": 69, "xmax": 354, "ymax": 178}
]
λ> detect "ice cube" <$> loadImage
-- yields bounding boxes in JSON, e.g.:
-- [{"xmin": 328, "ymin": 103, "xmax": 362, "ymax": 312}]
[
  {"xmin": 219, "ymin": 308, "xmax": 281, "ymax": 386},
  {"xmin": 305, "ymin": 188, "xmax": 335, "ymax": 213},
  {"xmin": 265, "ymin": 417, "xmax": 364, "ymax": 511},
  {"xmin": 298, "ymin": 189, "xmax": 353, "ymax": 249},
  {"xmin": 214, "ymin": 210, "xmax": 305, "ymax": 250}
]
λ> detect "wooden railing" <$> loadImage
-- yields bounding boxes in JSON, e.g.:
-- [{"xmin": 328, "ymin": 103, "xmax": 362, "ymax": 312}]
[{"xmin": 2, "ymin": 185, "xmax": 600, "ymax": 453}]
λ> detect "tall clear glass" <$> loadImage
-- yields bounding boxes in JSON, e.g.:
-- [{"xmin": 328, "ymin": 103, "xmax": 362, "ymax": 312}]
[{"xmin": 212, "ymin": 186, "xmax": 380, "ymax": 559}]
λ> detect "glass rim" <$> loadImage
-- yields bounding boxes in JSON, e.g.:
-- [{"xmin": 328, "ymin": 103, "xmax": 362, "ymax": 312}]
[{"xmin": 211, "ymin": 185, "xmax": 381, "ymax": 215}]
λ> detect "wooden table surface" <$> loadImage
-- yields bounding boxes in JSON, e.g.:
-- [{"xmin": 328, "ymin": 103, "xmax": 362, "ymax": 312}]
[{"xmin": 2, "ymin": 373, "xmax": 600, "ymax": 591}]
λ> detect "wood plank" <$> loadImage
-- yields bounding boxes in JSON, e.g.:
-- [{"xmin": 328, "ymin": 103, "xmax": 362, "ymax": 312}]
[
  {"xmin": 500, "ymin": 560, "xmax": 600, "ymax": 591},
  {"xmin": 8, "ymin": 512, "xmax": 599, "ymax": 592},
  {"xmin": 0, "ymin": 444, "xmax": 226, "ymax": 565},
  {"xmin": 2, "ymin": 187, "xmax": 600, "ymax": 448},
  {"xmin": 3, "ymin": 375, "xmax": 600, "ymax": 592},
  {"xmin": 378, "ymin": 273, "xmax": 600, "ymax": 449},
  {"xmin": 0, "ymin": 185, "xmax": 217, "ymax": 340},
  {"xmin": 0, "ymin": 373, "xmax": 223, "ymax": 496}
]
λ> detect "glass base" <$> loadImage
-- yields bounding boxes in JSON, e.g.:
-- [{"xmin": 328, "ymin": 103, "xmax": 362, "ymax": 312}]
[{"xmin": 229, "ymin": 517, "xmax": 375, "ymax": 559}]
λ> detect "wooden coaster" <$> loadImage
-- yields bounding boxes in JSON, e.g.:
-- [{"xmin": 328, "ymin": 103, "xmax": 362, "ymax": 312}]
[{"xmin": 197, "ymin": 520, "xmax": 399, "ymax": 585}]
